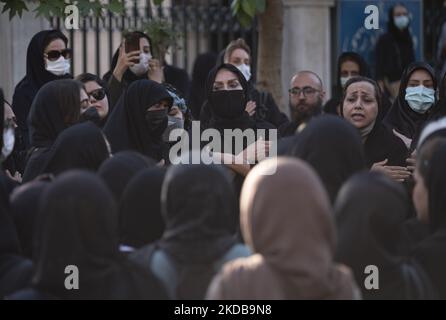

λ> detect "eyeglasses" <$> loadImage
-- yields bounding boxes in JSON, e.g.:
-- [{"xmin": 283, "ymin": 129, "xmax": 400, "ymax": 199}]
[
  {"xmin": 45, "ymin": 49, "xmax": 72, "ymax": 61},
  {"xmin": 289, "ymin": 86, "xmax": 320, "ymax": 97},
  {"xmin": 88, "ymin": 88, "xmax": 106, "ymax": 101}
]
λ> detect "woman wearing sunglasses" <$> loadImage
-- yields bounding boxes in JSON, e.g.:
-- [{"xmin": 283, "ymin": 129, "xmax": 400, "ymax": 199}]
[
  {"xmin": 76, "ymin": 73, "xmax": 110, "ymax": 127},
  {"xmin": 12, "ymin": 30, "xmax": 72, "ymax": 155}
]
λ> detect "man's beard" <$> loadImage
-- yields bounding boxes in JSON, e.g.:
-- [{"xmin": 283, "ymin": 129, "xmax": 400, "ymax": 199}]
[{"xmin": 289, "ymin": 96, "xmax": 323, "ymax": 123}]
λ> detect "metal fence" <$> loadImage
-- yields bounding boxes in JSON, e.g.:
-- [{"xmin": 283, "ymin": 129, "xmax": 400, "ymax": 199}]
[{"xmin": 49, "ymin": 0, "xmax": 258, "ymax": 79}]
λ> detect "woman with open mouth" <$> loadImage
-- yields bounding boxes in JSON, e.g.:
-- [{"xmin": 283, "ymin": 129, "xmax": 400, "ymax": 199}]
[{"xmin": 340, "ymin": 76, "xmax": 409, "ymax": 183}]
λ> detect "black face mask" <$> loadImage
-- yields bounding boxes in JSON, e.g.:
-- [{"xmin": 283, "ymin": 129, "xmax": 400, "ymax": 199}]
[
  {"xmin": 208, "ymin": 90, "xmax": 246, "ymax": 119},
  {"xmin": 145, "ymin": 109, "xmax": 168, "ymax": 138},
  {"xmin": 80, "ymin": 107, "xmax": 102, "ymax": 126}
]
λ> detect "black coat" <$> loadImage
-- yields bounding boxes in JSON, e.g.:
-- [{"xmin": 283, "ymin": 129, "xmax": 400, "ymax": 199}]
[{"xmin": 12, "ymin": 30, "xmax": 71, "ymax": 149}]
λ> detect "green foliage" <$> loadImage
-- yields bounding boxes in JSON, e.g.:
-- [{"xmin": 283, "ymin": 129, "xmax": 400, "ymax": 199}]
[
  {"xmin": 1, "ymin": 0, "xmax": 266, "ymax": 28},
  {"xmin": 1, "ymin": 0, "xmax": 125, "ymax": 20},
  {"xmin": 231, "ymin": 0, "xmax": 266, "ymax": 28},
  {"xmin": 140, "ymin": 17, "xmax": 182, "ymax": 59}
]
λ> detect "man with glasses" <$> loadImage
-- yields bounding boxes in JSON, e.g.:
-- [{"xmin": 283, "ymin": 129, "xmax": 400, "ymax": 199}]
[{"xmin": 279, "ymin": 71, "xmax": 325, "ymax": 136}]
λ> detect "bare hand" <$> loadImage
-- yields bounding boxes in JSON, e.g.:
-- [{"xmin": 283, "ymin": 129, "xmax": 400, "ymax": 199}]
[
  {"xmin": 236, "ymin": 137, "xmax": 271, "ymax": 164},
  {"xmin": 406, "ymin": 150, "xmax": 416, "ymax": 173},
  {"xmin": 245, "ymin": 101, "xmax": 256, "ymax": 117},
  {"xmin": 371, "ymin": 159, "xmax": 411, "ymax": 182},
  {"xmin": 5, "ymin": 169, "xmax": 22, "ymax": 183},
  {"xmin": 113, "ymin": 44, "xmax": 140, "ymax": 82}
]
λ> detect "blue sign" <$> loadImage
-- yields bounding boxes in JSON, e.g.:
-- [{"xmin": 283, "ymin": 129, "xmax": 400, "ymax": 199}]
[{"xmin": 338, "ymin": 0, "xmax": 423, "ymax": 77}]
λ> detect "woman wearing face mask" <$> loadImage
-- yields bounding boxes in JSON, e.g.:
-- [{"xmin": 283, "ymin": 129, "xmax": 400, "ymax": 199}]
[
  {"xmin": 375, "ymin": 4, "xmax": 415, "ymax": 101},
  {"xmin": 383, "ymin": 62, "xmax": 440, "ymax": 152},
  {"xmin": 1, "ymin": 89, "xmax": 17, "ymax": 178},
  {"xmin": 76, "ymin": 73, "xmax": 110, "ymax": 127},
  {"xmin": 103, "ymin": 79, "xmax": 173, "ymax": 162},
  {"xmin": 22, "ymin": 80, "xmax": 87, "ymax": 183},
  {"xmin": 12, "ymin": 30, "xmax": 72, "ymax": 151},
  {"xmin": 340, "ymin": 77, "xmax": 409, "ymax": 182},
  {"xmin": 201, "ymin": 39, "xmax": 287, "ymax": 129},
  {"xmin": 162, "ymin": 84, "xmax": 190, "ymax": 145},
  {"xmin": 103, "ymin": 31, "xmax": 186, "ymax": 109}
]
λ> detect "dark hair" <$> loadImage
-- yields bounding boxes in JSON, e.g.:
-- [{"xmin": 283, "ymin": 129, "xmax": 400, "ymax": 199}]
[
  {"xmin": 75, "ymin": 72, "xmax": 109, "ymax": 97},
  {"xmin": 123, "ymin": 31, "xmax": 152, "ymax": 55},
  {"xmin": 224, "ymin": 38, "xmax": 251, "ymax": 62},
  {"xmin": 340, "ymin": 76, "xmax": 382, "ymax": 117}
]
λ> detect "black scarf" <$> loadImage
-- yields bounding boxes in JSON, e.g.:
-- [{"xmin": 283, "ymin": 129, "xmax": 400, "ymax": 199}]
[
  {"xmin": 119, "ymin": 167, "xmax": 167, "ymax": 249},
  {"xmin": 103, "ymin": 79, "xmax": 173, "ymax": 161},
  {"xmin": 32, "ymin": 171, "xmax": 166, "ymax": 299},
  {"xmin": 383, "ymin": 62, "xmax": 439, "ymax": 149},
  {"xmin": 159, "ymin": 164, "xmax": 238, "ymax": 264},
  {"xmin": 289, "ymin": 115, "xmax": 366, "ymax": 203}
]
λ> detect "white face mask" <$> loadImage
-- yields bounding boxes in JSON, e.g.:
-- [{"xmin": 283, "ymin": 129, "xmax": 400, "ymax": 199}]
[
  {"xmin": 236, "ymin": 63, "xmax": 251, "ymax": 81},
  {"xmin": 394, "ymin": 15, "xmax": 409, "ymax": 30},
  {"xmin": 405, "ymin": 85, "xmax": 435, "ymax": 114},
  {"xmin": 45, "ymin": 56, "xmax": 70, "ymax": 76},
  {"xmin": 130, "ymin": 53, "xmax": 151, "ymax": 76},
  {"xmin": 1, "ymin": 128, "xmax": 15, "ymax": 161},
  {"xmin": 340, "ymin": 77, "xmax": 351, "ymax": 88}
]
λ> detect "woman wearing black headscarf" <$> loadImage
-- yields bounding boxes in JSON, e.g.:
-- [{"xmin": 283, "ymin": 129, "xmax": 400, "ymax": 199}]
[
  {"xmin": 98, "ymin": 151, "xmax": 156, "ymax": 205},
  {"xmin": 119, "ymin": 167, "xmax": 166, "ymax": 251},
  {"xmin": 288, "ymin": 115, "xmax": 366, "ymax": 203},
  {"xmin": 103, "ymin": 31, "xmax": 190, "ymax": 108},
  {"xmin": 375, "ymin": 4, "xmax": 415, "ymax": 100},
  {"xmin": 103, "ymin": 79, "xmax": 173, "ymax": 162},
  {"xmin": 22, "ymin": 79, "xmax": 86, "ymax": 182},
  {"xmin": 410, "ymin": 137, "xmax": 446, "ymax": 299},
  {"xmin": 335, "ymin": 171, "xmax": 436, "ymax": 299},
  {"xmin": 12, "ymin": 30, "xmax": 71, "ymax": 150},
  {"xmin": 40, "ymin": 122, "xmax": 110, "ymax": 177},
  {"xmin": 340, "ymin": 77, "xmax": 409, "ymax": 180},
  {"xmin": 325, "ymin": 52, "xmax": 371, "ymax": 115},
  {"xmin": 200, "ymin": 63, "xmax": 275, "ymax": 134},
  {"xmin": 131, "ymin": 164, "xmax": 250, "ymax": 300},
  {"xmin": 9, "ymin": 171, "xmax": 167, "ymax": 300},
  {"xmin": 383, "ymin": 62, "xmax": 439, "ymax": 152}
]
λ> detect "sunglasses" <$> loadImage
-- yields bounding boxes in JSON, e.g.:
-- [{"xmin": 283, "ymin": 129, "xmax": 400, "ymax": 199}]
[
  {"xmin": 45, "ymin": 49, "xmax": 72, "ymax": 61},
  {"xmin": 88, "ymin": 88, "xmax": 106, "ymax": 101}
]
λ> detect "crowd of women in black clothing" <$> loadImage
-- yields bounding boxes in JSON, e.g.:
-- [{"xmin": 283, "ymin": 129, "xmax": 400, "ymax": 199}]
[{"xmin": 2, "ymin": 3, "xmax": 446, "ymax": 299}]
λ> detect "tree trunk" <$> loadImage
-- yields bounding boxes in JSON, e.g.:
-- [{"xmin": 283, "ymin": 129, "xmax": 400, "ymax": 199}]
[{"xmin": 257, "ymin": 0, "xmax": 284, "ymax": 112}]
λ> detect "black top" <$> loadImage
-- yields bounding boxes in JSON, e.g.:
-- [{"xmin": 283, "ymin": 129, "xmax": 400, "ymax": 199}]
[
  {"xmin": 12, "ymin": 30, "xmax": 71, "ymax": 148},
  {"xmin": 119, "ymin": 167, "xmax": 167, "ymax": 249},
  {"xmin": 383, "ymin": 62, "xmax": 440, "ymax": 150},
  {"xmin": 40, "ymin": 122, "xmax": 109, "ymax": 176},
  {"xmin": 28, "ymin": 170, "xmax": 167, "ymax": 299},
  {"xmin": 335, "ymin": 172, "xmax": 411, "ymax": 299},
  {"xmin": 288, "ymin": 115, "xmax": 366, "ymax": 203},
  {"xmin": 375, "ymin": 8, "xmax": 415, "ymax": 82},
  {"xmin": 103, "ymin": 79, "xmax": 173, "ymax": 161}
]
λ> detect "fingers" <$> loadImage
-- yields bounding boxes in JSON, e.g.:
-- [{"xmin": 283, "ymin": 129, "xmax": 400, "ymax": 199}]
[{"xmin": 383, "ymin": 166, "xmax": 411, "ymax": 181}]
